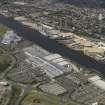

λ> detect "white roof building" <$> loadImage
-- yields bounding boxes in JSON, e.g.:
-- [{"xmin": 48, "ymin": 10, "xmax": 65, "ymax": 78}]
[
  {"xmin": 52, "ymin": 58, "xmax": 64, "ymax": 63},
  {"xmin": 88, "ymin": 75, "xmax": 105, "ymax": 91},
  {"xmin": 25, "ymin": 52, "xmax": 63, "ymax": 78},
  {"xmin": 58, "ymin": 61, "xmax": 70, "ymax": 66},
  {"xmin": 39, "ymin": 83, "xmax": 67, "ymax": 95},
  {"xmin": 44, "ymin": 54, "xmax": 61, "ymax": 61},
  {"xmin": 1, "ymin": 31, "xmax": 21, "ymax": 45}
]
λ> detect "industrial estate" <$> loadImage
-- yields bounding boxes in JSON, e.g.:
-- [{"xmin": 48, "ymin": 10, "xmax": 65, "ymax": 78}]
[{"xmin": 0, "ymin": 0, "xmax": 105, "ymax": 105}]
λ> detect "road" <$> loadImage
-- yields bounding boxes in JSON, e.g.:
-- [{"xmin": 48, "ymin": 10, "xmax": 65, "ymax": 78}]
[
  {"xmin": 14, "ymin": 83, "xmax": 40, "ymax": 105},
  {"xmin": 0, "ymin": 44, "xmax": 16, "ymax": 79},
  {"xmin": 0, "ymin": 14, "xmax": 105, "ymax": 75}
]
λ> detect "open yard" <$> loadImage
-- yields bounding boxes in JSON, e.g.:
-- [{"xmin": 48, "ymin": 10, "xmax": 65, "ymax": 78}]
[
  {"xmin": 0, "ymin": 54, "xmax": 12, "ymax": 73},
  {"xmin": 0, "ymin": 25, "xmax": 9, "ymax": 33},
  {"xmin": 0, "ymin": 47, "xmax": 13, "ymax": 73},
  {"xmin": 20, "ymin": 90, "xmax": 71, "ymax": 105}
]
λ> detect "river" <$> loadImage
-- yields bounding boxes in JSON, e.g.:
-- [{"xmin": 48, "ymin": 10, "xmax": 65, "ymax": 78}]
[{"xmin": 0, "ymin": 14, "xmax": 105, "ymax": 75}]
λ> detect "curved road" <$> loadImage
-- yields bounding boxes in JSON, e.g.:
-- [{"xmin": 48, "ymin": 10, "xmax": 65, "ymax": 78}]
[{"xmin": 0, "ymin": 14, "xmax": 105, "ymax": 75}]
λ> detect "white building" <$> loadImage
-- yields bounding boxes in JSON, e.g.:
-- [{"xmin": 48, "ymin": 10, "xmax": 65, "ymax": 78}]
[
  {"xmin": 88, "ymin": 75, "xmax": 105, "ymax": 91},
  {"xmin": 39, "ymin": 83, "xmax": 67, "ymax": 95},
  {"xmin": 1, "ymin": 31, "xmax": 21, "ymax": 45}
]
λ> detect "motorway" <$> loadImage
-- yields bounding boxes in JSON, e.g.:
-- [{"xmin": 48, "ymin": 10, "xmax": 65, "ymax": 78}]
[{"xmin": 0, "ymin": 14, "xmax": 105, "ymax": 75}]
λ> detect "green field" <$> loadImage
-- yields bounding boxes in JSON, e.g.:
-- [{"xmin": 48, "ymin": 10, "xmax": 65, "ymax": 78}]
[
  {"xmin": 8, "ymin": 85, "xmax": 21, "ymax": 105},
  {"xmin": 0, "ymin": 48, "xmax": 12, "ymax": 73},
  {"xmin": 0, "ymin": 25, "xmax": 9, "ymax": 33},
  {"xmin": 21, "ymin": 90, "xmax": 71, "ymax": 105},
  {"xmin": 0, "ymin": 54, "xmax": 12, "ymax": 73}
]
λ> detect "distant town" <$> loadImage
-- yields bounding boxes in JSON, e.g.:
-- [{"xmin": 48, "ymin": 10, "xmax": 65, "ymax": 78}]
[{"xmin": 0, "ymin": 0, "xmax": 105, "ymax": 105}]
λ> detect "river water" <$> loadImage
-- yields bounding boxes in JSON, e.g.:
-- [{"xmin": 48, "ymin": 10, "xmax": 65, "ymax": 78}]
[{"xmin": 0, "ymin": 14, "xmax": 105, "ymax": 75}]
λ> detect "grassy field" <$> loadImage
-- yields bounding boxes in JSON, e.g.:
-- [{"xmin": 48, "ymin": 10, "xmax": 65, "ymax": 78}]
[
  {"xmin": 0, "ymin": 25, "xmax": 9, "ymax": 33},
  {"xmin": 0, "ymin": 24, "xmax": 9, "ymax": 37},
  {"xmin": 8, "ymin": 85, "xmax": 21, "ymax": 105},
  {"xmin": 20, "ymin": 90, "xmax": 71, "ymax": 105},
  {"xmin": 0, "ymin": 47, "xmax": 12, "ymax": 73},
  {"xmin": 0, "ymin": 54, "xmax": 12, "ymax": 73}
]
